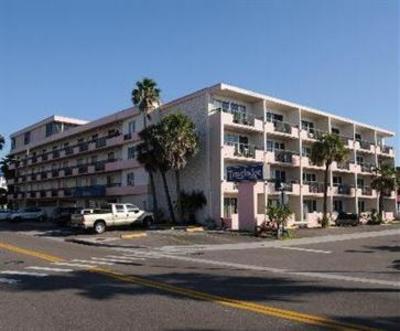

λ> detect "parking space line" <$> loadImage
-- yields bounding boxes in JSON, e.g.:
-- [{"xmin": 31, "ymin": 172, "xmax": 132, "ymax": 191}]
[
  {"xmin": 72, "ymin": 259, "xmax": 114, "ymax": 266},
  {"xmin": 0, "ymin": 270, "xmax": 48, "ymax": 277},
  {"xmin": 53, "ymin": 262, "xmax": 96, "ymax": 268},
  {"xmin": 25, "ymin": 266, "xmax": 73, "ymax": 272}
]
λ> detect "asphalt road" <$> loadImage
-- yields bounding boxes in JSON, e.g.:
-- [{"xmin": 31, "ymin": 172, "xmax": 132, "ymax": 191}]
[{"xmin": 0, "ymin": 222, "xmax": 399, "ymax": 331}]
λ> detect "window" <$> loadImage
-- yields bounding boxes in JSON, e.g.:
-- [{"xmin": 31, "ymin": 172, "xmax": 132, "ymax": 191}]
[
  {"xmin": 126, "ymin": 204, "xmax": 139, "ymax": 212},
  {"xmin": 91, "ymin": 155, "xmax": 98, "ymax": 164},
  {"xmin": 333, "ymin": 176, "xmax": 342, "ymax": 186},
  {"xmin": 355, "ymin": 133, "xmax": 362, "ymax": 141},
  {"xmin": 274, "ymin": 170, "xmax": 286, "ymax": 183},
  {"xmin": 127, "ymin": 172, "xmax": 135, "ymax": 186},
  {"xmin": 356, "ymin": 156, "xmax": 364, "ymax": 165},
  {"xmin": 357, "ymin": 178, "xmax": 364, "ymax": 188},
  {"xmin": 90, "ymin": 176, "xmax": 97, "ymax": 186},
  {"xmin": 301, "ymin": 120, "xmax": 314, "ymax": 132},
  {"xmin": 11, "ymin": 137, "xmax": 16, "ymax": 150},
  {"xmin": 266, "ymin": 112, "xmax": 283, "ymax": 122},
  {"xmin": 331, "ymin": 127, "xmax": 340, "ymax": 135},
  {"xmin": 333, "ymin": 200, "xmax": 343, "ymax": 212},
  {"xmin": 303, "ymin": 173, "xmax": 316, "ymax": 183},
  {"xmin": 358, "ymin": 200, "xmax": 365, "ymax": 212},
  {"xmin": 267, "ymin": 140, "xmax": 285, "ymax": 152},
  {"xmin": 223, "ymin": 198, "xmax": 237, "ymax": 217},
  {"xmin": 128, "ymin": 120, "xmax": 136, "ymax": 134},
  {"xmin": 115, "ymin": 204, "xmax": 125, "ymax": 213},
  {"xmin": 302, "ymin": 146, "xmax": 311, "ymax": 157},
  {"xmin": 46, "ymin": 122, "xmax": 62, "ymax": 137},
  {"xmin": 224, "ymin": 134, "xmax": 239, "ymax": 145},
  {"xmin": 108, "ymin": 152, "xmax": 115, "ymax": 161},
  {"xmin": 127, "ymin": 146, "xmax": 136, "ymax": 160},
  {"xmin": 304, "ymin": 200, "xmax": 317, "ymax": 212},
  {"xmin": 24, "ymin": 131, "xmax": 31, "ymax": 145}
]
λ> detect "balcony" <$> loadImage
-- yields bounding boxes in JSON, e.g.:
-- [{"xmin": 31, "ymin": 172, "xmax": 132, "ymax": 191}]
[
  {"xmin": 79, "ymin": 143, "xmax": 89, "ymax": 152},
  {"xmin": 301, "ymin": 128, "xmax": 326, "ymax": 141},
  {"xmin": 332, "ymin": 184, "xmax": 353, "ymax": 196},
  {"xmin": 41, "ymin": 172, "xmax": 48, "ymax": 179},
  {"xmin": 304, "ymin": 182, "xmax": 325, "ymax": 194},
  {"xmin": 355, "ymin": 140, "xmax": 375, "ymax": 153},
  {"xmin": 95, "ymin": 162, "xmax": 106, "ymax": 172},
  {"xmin": 65, "ymin": 146, "xmax": 74, "ymax": 155},
  {"xmin": 266, "ymin": 119, "xmax": 299, "ymax": 138},
  {"xmin": 223, "ymin": 142, "xmax": 264, "ymax": 162},
  {"xmin": 52, "ymin": 151, "xmax": 60, "ymax": 159},
  {"xmin": 221, "ymin": 181, "xmax": 238, "ymax": 193},
  {"xmin": 377, "ymin": 145, "xmax": 394, "ymax": 157},
  {"xmin": 267, "ymin": 181, "xmax": 300, "ymax": 195},
  {"xmin": 64, "ymin": 168, "xmax": 73, "ymax": 176},
  {"xmin": 95, "ymin": 137, "xmax": 107, "ymax": 148},
  {"xmin": 51, "ymin": 190, "xmax": 58, "ymax": 198},
  {"xmin": 105, "ymin": 159, "xmax": 141, "ymax": 171},
  {"xmin": 31, "ymin": 156, "xmax": 38, "ymax": 164},
  {"xmin": 42, "ymin": 154, "xmax": 48, "ymax": 161},
  {"xmin": 338, "ymin": 136, "xmax": 354, "ymax": 149},
  {"xmin": 78, "ymin": 165, "xmax": 88, "ymax": 174},
  {"xmin": 51, "ymin": 170, "xmax": 59, "ymax": 178},
  {"xmin": 106, "ymin": 184, "xmax": 148, "ymax": 196},
  {"xmin": 359, "ymin": 163, "xmax": 375, "ymax": 174},
  {"xmin": 219, "ymin": 109, "xmax": 263, "ymax": 132},
  {"xmin": 359, "ymin": 186, "xmax": 376, "ymax": 197}
]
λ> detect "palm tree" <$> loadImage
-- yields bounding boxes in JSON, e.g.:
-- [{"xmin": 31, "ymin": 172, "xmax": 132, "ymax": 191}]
[
  {"xmin": 160, "ymin": 113, "xmax": 199, "ymax": 222},
  {"xmin": 136, "ymin": 125, "xmax": 176, "ymax": 223},
  {"xmin": 310, "ymin": 133, "xmax": 347, "ymax": 227},
  {"xmin": 371, "ymin": 163, "xmax": 396, "ymax": 220},
  {"xmin": 0, "ymin": 134, "xmax": 4, "ymax": 151},
  {"xmin": 131, "ymin": 78, "xmax": 161, "ymax": 214}
]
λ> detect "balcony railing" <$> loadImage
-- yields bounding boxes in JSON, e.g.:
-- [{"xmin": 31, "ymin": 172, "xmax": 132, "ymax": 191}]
[
  {"xmin": 52, "ymin": 151, "xmax": 60, "ymax": 158},
  {"xmin": 361, "ymin": 187, "xmax": 373, "ymax": 196},
  {"xmin": 268, "ymin": 119, "xmax": 292, "ymax": 134},
  {"xmin": 304, "ymin": 128, "xmax": 325, "ymax": 140},
  {"xmin": 380, "ymin": 145, "xmax": 392, "ymax": 154},
  {"xmin": 335, "ymin": 184, "xmax": 352, "ymax": 195},
  {"xmin": 51, "ymin": 190, "xmax": 58, "ymax": 197},
  {"xmin": 78, "ymin": 165, "xmax": 88, "ymax": 174},
  {"xmin": 42, "ymin": 154, "xmax": 48, "ymax": 161},
  {"xmin": 41, "ymin": 172, "xmax": 48, "ymax": 179},
  {"xmin": 95, "ymin": 162, "xmax": 106, "ymax": 171},
  {"xmin": 336, "ymin": 161, "xmax": 350, "ymax": 170},
  {"xmin": 225, "ymin": 141, "xmax": 257, "ymax": 158},
  {"xmin": 360, "ymin": 163, "xmax": 375, "ymax": 173},
  {"xmin": 95, "ymin": 137, "xmax": 107, "ymax": 148},
  {"xmin": 217, "ymin": 108, "xmax": 255, "ymax": 126},
  {"xmin": 65, "ymin": 146, "xmax": 74, "ymax": 155},
  {"xmin": 79, "ymin": 143, "xmax": 89, "ymax": 152},
  {"xmin": 124, "ymin": 133, "xmax": 132, "ymax": 140},
  {"xmin": 52, "ymin": 170, "xmax": 59, "ymax": 178},
  {"xmin": 275, "ymin": 150, "xmax": 295, "ymax": 163},
  {"xmin": 64, "ymin": 168, "xmax": 73, "ymax": 176},
  {"xmin": 64, "ymin": 188, "xmax": 72, "ymax": 196},
  {"xmin": 357, "ymin": 140, "xmax": 372, "ymax": 150},
  {"xmin": 306, "ymin": 182, "xmax": 325, "ymax": 193}
]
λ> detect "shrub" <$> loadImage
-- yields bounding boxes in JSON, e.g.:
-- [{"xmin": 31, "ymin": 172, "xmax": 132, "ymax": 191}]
[{"xmin": 180, "ymin": 190, "xmax": 207, "ymax": 224}]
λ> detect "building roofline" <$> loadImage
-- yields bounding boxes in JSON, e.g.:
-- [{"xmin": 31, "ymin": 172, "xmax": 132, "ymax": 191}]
[
  {"xmin": 208, "ymin": 83, "xmax": 395, "ymax": 136},
  {"xmin": 10, "ymin": 115, "xmax": 89, "ymax": 138}
]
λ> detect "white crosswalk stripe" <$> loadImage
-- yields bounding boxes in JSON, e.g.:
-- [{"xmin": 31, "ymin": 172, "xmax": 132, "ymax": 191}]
[
  {"xmin": 72, "ymin": 259, "xmax": 114, "ymax": 266},
  {"xmin": 91, "ymin": 257, "xmax": 135, "ymax": 263},
  {"xmin": 53, "ymin": 262, "xmax": 96, "ymax": 268},
  {"xmin": 106, "ymin": 255, "xmax": 145, "ymax": 261},
  {"xmin": 0, "ymin": 277, "xmax": 20, "ymax": 284},
  {"xmin": 0, "ymin": 270, "xmax": 48, "ymax": 277},
  {"xmin": 25, "ymin": 266, "xmax": 73, "ymax": 272}
]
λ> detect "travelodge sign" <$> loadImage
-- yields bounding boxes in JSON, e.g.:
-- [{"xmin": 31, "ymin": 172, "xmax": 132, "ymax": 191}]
[{"xmin": 227, "ymin": 164, "xmax": 263, "ymax": 182}]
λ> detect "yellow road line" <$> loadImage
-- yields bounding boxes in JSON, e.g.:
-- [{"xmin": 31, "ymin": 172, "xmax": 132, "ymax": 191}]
[{"xmin": 0, "ymin": 241, "xmax": 376, "ymax": 331}]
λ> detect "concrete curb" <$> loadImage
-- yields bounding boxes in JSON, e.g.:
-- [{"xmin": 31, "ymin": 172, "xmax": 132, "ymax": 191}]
[
  {"xmin": 185, "ymin": 227, "xmax": 204, "ymax": 233},
  {"xmin": 120, "ymin": 232, "xmax": 147, "ymax": 239}
]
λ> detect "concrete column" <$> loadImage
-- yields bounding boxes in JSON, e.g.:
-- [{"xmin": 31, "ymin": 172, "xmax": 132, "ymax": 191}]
[
  {"xmin": 238, "ymin": 181, "xmax": 257, "ymax": 231},
  {"xmin": 328, "ymin": 117, "xmax": 333, "ymax": 216},
  {"xmin": 298, "ymin": 109, "xmax": 304, "ymax": 222},
  {"xmin": 263, "ymin": 100, "xmax": 268, "ymax": 221},
  {"xmin": 353, "ymin": 124, "xmax": 359, "ymax": 214}
]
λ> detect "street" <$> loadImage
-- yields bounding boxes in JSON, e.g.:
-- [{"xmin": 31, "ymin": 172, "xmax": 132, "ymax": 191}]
[{"xmin": 0, "ymin": 223, "xmax": 399, "ymax": 330}]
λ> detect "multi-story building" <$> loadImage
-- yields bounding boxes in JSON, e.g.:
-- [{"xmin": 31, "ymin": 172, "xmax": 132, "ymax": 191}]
[{"xmin": 7, "ymin": 83, "xmax": 397, "ymax": 229}]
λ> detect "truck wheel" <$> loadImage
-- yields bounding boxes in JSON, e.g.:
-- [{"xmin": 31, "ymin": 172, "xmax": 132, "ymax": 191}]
[
  {"xmin": 94, "ymin": 220, "xmax": 106, "ymax": 234},
  {"xmin": 142, "ymin": 216, "xmax": 153, "ymax": 228}
]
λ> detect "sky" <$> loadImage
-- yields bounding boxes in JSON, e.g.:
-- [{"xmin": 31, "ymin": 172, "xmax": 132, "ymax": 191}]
[{"xmin": 0, "ymin": 0, "xmax": 399, "ymax": 162}]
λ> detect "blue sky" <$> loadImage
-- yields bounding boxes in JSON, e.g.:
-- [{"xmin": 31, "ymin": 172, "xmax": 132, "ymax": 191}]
[{"xmin": 0, "ymin": 0, "xmax": 399, "ymax": 162}]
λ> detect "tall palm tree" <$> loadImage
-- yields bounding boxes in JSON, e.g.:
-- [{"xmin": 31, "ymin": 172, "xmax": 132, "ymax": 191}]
[
  {"xmin": 131, "ymin": 78, "xmax": 161, "ymax": 214},
  {"xmin": 310, "ymin": 133, "xmax": 347, "ymax": 227},
  {"xmin": 160, "ymin": 113, "xmax": 199, "ymax": 223},
  {"xmin": 371, "ymin": 163, "xmax": 396, "ymax": 220},
  {"xmin": 136, "ymin": 125, "xmax": 176, "ymax": 223},
  {"xmin": 0, "ymin": 134, "xmax": 4, "ymax": 151}
]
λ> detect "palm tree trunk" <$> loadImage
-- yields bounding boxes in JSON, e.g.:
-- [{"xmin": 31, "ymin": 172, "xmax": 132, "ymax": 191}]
[
  {"xmin": 322, "ymin": 162, "xmax": 330, "ymax": 227},
  {"xmin": 161, "ymin": 170, "xmax": 176, "ymax": 223},
  {"xmin": 148, "ymin": 170, "xmax": 158, "ymax": 216},
  {"xmin": 175, "ymin": 170, "xmax": 183, "ymax": 223},
  {"xmin": 378, "ymin": 192, "xmax": 384, "ymax": 222}
]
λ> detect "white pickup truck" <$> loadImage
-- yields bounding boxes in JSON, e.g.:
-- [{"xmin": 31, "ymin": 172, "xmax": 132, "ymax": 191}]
[{"xmin": 70, "ymin": 203, "xmax": 153, "ymax": 234}]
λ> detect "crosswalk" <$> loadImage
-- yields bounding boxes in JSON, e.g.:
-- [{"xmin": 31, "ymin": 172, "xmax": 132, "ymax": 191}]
[{"xmin": 0, "ymin": 250, "xmax": 163, "ymax": 286}]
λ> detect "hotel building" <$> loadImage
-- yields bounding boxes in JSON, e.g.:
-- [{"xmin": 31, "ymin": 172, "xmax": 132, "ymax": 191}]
[{"xmin": 7, "ymin": 83, "xmax": 397, "ymax": 229}]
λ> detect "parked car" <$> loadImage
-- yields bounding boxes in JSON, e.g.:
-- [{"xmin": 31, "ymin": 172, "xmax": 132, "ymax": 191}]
[
  {"xmin": 70, "ymin": 203, "xmax": 153, "ymax": 234},
  {"xmin": 10, "ymin": 208, "xmax": 47, "ymax": 222},
  {"xmin": 0, "ymin": 209, "xmax": 14, "ymax": 221},
  {"xmin": 335, "ymin": 212, "xmax": 359, "ymax": 226},
  {"xmin": 50, "ymin": 207, "xmax": 81, "ymax": 225}
]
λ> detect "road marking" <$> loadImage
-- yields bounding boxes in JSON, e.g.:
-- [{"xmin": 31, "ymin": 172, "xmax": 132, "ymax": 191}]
[
  {"xmin": 275, "ymin": 246, "xmax": 332, "ymax": 254},
  {"xmin": 0, "ymin": 240, "xmax": 378, "ymax": 331},
  {"xmin": 25, "ymin": 266, "xmax": 73, "ymax": 272},
  {"xmin": 53, "ymin": 262, "xmax": 96, "ymax": 268},
  {"xmin": 107, "ymin": 255, "xmax": 145, "ymax": 260},
  {"xmin": 0, "ymin": 270, "xmax": 48, "ymax": 277},
  {"xmin": 0, "ymin": 242, "xmax": 63, "ymax": 263},
  {"xmin": 0, "ymin": 278, "xmax": 20, "ymax": 284},
  {"xmin": 72, "ymin": 259, "xmax": 114, "ymax": 266},
  {"xmin": 91, "ymin": 257, "xmax": 136, "ymax": 263}
]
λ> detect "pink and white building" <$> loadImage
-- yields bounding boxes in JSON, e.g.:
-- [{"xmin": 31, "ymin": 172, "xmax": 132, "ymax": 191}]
[{"xmin": 7, "ymin": 83, "xmax": 397, "ymax": 228}]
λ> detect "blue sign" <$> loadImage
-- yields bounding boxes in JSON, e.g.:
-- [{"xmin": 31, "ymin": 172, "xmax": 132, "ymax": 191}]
[
  {"xmin": 227, "ymin": 164, "xmax": 263, "ymax": 182},
  {"xmin": 73, "ymin": 185, "xmax": 106, "ymax": 198}
]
